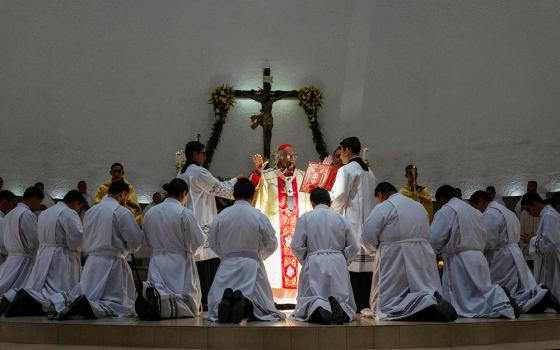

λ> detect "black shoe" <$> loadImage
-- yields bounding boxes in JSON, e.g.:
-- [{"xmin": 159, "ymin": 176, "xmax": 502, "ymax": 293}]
[
  {"xmin": 135, "ymin": 293, "xmax": 150, "ymax": 320},
  {"xmin": 218, "ymin": 288, "xmax": 233, "ymax": 323},
  {"xmin": 145, "ymin": 287, "xmax": 161, "ymax": 321},
  {"xmin": 437, "ymin": 299, "xmax": 458, "ymax": 322},
  {"xmin": 546, "ymin": 290, "xmax": 560, "ymax": 313},
  {"xmin": 0, "ymin": 297, "xmax": 11, "ymax": 316},
  {"xmin": 231, "ymin": 290, "xmax": 246, "ymax": 324},
  {"xmin": 501, "ymin": 285, "xmax": 520, "ymax": 318},
  {"xmin": 329, "ymin": 296, "xmax": 346, "ymax": 325},
  {"xmin": 56, "ymin": 295, "xmax": 96, "ymax": 320},
  {"xmin": 5, "ymin": 290, "xmax": 45, "ymax": 317},
  {"xmin": 309, "ymin": 306, "xmax": 332, "ymax": 325}
]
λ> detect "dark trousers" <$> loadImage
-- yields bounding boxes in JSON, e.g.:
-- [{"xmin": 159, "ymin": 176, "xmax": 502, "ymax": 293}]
[
  {"xmin": 196, "ymin": 258, "xmax": 220, "ymax": 311},
  {"xmin": 349, "ymin": 271, "xmax": 373, "ymax": 312}
]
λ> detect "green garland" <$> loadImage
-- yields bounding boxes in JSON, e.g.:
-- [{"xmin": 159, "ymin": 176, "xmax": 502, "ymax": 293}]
[
  {"xmin": 204, "ymin": 84, "xmax": 236, "ymax": 168},
  {"xmin": 298, "ymin": 86, "xmax": 329, "ymax": 160},
  {"xmin": 204, "ymin": 84, "xmax": 329, "ymax": 167}
]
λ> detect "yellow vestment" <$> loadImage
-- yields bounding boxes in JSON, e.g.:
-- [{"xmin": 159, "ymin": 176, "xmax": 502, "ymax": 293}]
[{"xmin": 94, "ymin": 178, "xmax": 143, "ymax": 226}]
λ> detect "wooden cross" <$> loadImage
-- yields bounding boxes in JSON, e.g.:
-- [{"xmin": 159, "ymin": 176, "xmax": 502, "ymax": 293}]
[{"xmin": 235, "ymin": 68, "xmax": 298, "ymax": 159}]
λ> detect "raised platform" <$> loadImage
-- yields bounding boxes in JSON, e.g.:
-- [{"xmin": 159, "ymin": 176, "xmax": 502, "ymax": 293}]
[{"xmin": 1, "ymin": 313, "xmax": 560, "ymax": 349}]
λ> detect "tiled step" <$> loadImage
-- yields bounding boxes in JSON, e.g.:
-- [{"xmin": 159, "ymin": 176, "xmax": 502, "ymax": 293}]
[{"xmin": 0, "ymin": 314, "xmax": 559, "ymax": 349}]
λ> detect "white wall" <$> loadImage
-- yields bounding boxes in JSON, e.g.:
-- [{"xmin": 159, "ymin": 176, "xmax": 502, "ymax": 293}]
[{"xmin": 1, "ymin": 0, "xmax": 559, "ymax": 201}]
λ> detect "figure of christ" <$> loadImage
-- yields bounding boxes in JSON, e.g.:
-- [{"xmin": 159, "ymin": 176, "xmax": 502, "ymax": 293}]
[{"xmin": 250, "ymin": 144, "xmax": 312, "ymax": 304}]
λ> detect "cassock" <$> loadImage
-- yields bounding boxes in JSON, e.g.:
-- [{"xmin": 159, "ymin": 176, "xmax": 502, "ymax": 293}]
[
  {"xmin": 330, "ymin": 158, "xmax": 377, "ymax": 311},
  {"xmin": 253, "ymin": 168, "xmax": 311, "ymax": 302},
  {"xmin": 64, "ymin": 197, "xmax": 143, "ymax": 317},
  {"xmin": 0, "ymin": 213, "xmax": 7, "ymax": 265},
  {"xmin": 529, "ymin": 205, "xmax": 560, "ymax": 299},
  {"xmin": 206, "ymin": 200, "xmax": 285, "ymax": 322},
  {"xmin": 362, "ymin": 193, "xmax": 443, "ymax": 320},
  {"xmin": 483, "ymin": 201, "xmax": 547, "ymax": 312},
  {"xmin": 430, "ymin": 198, "xmax": 516, "ymax": 319},
  {"xmin": 176, "ymin": 163, "xmax": 236, "ymax": 261},
  {"xmin": 142, "ymin": 198, "xmax": 205, "ymax": 318},
  {"xmin": 0, "ymin": 203, "xmax": 38, "ymax": 299},
  {"xmin": 399, "ymin": 184, "xmax": 434, "ymax": 222},
  {"xmin": 22, "ymin": 202, "xmax": 83, "ymax": 311},
  {"xmin": 94, "ymin": 178, "xmax": 143, "ymax": 226},
  {"xmin": 291, "ymin": 204, "xmax": 358, "ymax": 321}
]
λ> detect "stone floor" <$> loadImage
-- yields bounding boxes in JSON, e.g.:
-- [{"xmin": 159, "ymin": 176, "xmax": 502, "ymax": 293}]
[{"xmin": 0, "ymin": 313, "xmax": 559, "ymax": 349}]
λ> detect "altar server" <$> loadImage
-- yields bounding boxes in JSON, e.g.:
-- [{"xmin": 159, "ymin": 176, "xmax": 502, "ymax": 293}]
[
  {"xmin": 523, "ymin": 193, "xmax": 560, "ymax": 301},
  {"xmin": 136, "ymin": 178, "xmax": 205, "ymax": 320},
  {"xmin": 292, "ymin": 188, "xmax": 358, "ymax": 324},
  {"xmin": 330, "ymin": 136, "xmax": 377, "ymax": 312},
  {"xmin": 4, "ymin": 190, "xmax": 85, "ymax": 317},
  {"xmin": 206, "ymin": 178, "xmax": 284, "ymax": 323},
  {"xmin": 0, "ymin": 190, "xmax": 18, "ymax": 265},
  {"xmin": 177, "ymin": 141, "xmax": 238, "ymax": 309},
  {"xmin": 470, "ymin": 190, "xmax": 560, "ymax": 313},
  {"xmin": 362, "ymin": 182, "xmax": 457, "ymax": 321},
  {"xmin": 0, "ymin": 187, "xmax": 43, "ymax": 314},
  {"xmin": 56, "ymin": 180, "xmax": 143, "ymax": 319},
  {"xmin": 430, "ymin": 185, "xmax": 517, "ymax": 319}
]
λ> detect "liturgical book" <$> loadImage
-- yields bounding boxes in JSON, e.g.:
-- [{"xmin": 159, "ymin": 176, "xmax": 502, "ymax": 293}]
[{"xmin": 299, "ymin": 162, "xmax": 340, "ymax": 193}]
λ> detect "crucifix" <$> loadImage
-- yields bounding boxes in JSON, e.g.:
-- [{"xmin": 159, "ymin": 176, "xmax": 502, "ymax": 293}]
[{"xmin": 235, "ymin": 68, "xmax": 298, "ymax": 159}]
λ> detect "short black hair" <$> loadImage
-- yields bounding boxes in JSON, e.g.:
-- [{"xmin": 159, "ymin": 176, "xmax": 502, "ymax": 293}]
[
  {"xmin": 23, "ymin": 186, "xmax": 44, "ymax": 200},
  {"xmin": 528, "ymin": 180, "xmax": 538, "ymax": 186},
  {"xmin": 521, "ymin": 192, "xmax": 544, "ymax": 207},
  {"xmin": 185, "ymin": 141, "xmax": 205, "ymax": 161},
  {"xmin": 486, "ymin": 186, "xmax": 496, "ymax": 192},
  {"xmin": 34, "ymin": 182, "xmax": 44, "ymax": 187},
  {"xmin": 0, "ymin": 190, "xmax": 16, "ymax": 202},
  {"xmin": 108, "ymin": 180, "xmax": 130, "ymax": 195},
  {"xmin": 374, "ymin": 182, "xmax": 397, "ymax": 197},
  {"xmin": 550, "ymin": 192, "xmax": 560, "ymax": 207},
  {"xmin": 233, "ymin": 178, "xmax": 255, "ymax": 200},
  {"xmin": 435, "ymin": 185, "xmax": 457, "ymax": 202},
  {"xmin": 110, "ymin": 163, "xmax": 124, "ymax": 171},
  {"xmin": 63, "ymin": 190, "xmax": 86, "ymax": 204},
  {"xmin": 469, "ymin": 190, "xmax": 492, "ymax": 205},
  {"xmin": 166, "ymin": 178, "xmax": 189, "ymax": 197},
  {"xmin": 339, "ymin": 137, "xmax": 361, "ymax": 155},
  {"xmin": 405, "ymin": 164, "xmax": 414, "ymax": 172},
  {"xmin": 310, "ymin": 188, "xmax": 331, "ymax": 206},
  {"xmin": 78, "ymin": 180, "xmax": 86, "ymax": 186}
]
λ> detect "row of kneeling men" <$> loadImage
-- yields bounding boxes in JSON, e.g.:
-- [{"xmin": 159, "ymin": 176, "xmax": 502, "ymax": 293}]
[{"xmin": 0, "ymin": 179, "xmax": 558, "ymax": 324}]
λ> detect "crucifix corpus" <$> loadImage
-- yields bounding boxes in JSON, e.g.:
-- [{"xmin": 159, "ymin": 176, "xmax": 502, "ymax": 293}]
[{"xmin": 235, "ymin": 68, "xmax": 298, "ymax": 159}]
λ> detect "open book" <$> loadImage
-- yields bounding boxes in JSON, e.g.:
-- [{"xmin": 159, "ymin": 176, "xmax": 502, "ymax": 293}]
[{"xmin": 299, "ymin": 162, "xmax": 340, "ymax": 193}]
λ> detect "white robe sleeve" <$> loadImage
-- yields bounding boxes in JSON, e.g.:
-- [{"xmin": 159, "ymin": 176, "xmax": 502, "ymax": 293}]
[
  {"xmin": 197, "ymin": 169, "xmax": 236, "ymax": 200},
  {"xmin": 531, "ymin": 214, "xmax": 560, "ymax": 256},
  {"xmin": 258, "ymin": 213, "xmax": 277, "ymax": 260},
  {"xmin": 330, "ymin": 168, "xmax": 350, "ymax": 214},
  {"xmin": 342, "ymin": 217, "xmax": 359, "ymax": 263},
  {"xmin": 291, "ymin": 217, "xmax": 308, "ymax": 263},
  {"xmin": 20, "ymin": 211, "xmax": 39, "ymax": 251},
  {"xmin": 208, "ymin": 216, "xmax": 221, "ymax": 257},
  {"xmin": 182, "ymin": 210, "xmax": 205, "ymax": 255},
  {"xmin": 483, "ymin": 210, "xmax": 503, "ymax": 252},
  {"xmin": 59, "ymin": 210, "xmax": 84, "ymax": 251},
  {"xmin": 429, "ymin": 207, "xmax": 454, "ymax": 254},
  {"xmin": 114, "ymin": 209, "xmax": 143, "ymax": 252},
  {"xmin": 361, "ymin": 207, "xmax": 386, "ymax": 254}
]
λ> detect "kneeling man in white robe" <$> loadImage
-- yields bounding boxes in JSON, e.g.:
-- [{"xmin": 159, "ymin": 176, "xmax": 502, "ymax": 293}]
[
  {"xmin": 56, "ymin": 180, "xmax": 143, "ymax": 319},
  {"xmin": 292, "ymin": 188, "xmax": 358, "ymax": 324},
  {"xmin": 5, "ymin": 190, "xmax": 85, "ymax": 317},
  {"xmin": 470, "ymin": 190, "xmax": 560, "ymax": 313},
  {"xmin": 0, "ymin": 186, "xmax": 43, "ymax": 315},
  {"xmin": 0, "ymin": 190, "xmax": 18, "ymax": 266},
  {"xmin": 362, "ymin": 182, "xmax": 457, "ymax": 321},
  {"xmin": 430, "ymin": 185, "xmax": 517, "ymax": 319},
  {"xmin": 522, "ymin": 193, "xmax": 560, "ymax": 301},
  {"xmin": 206, "ymin": 178, "xmax": 284, "ymax": 323},
  {"xmin": 136, "ymin": 178, "xmax": 205, "ymax": 320}
]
